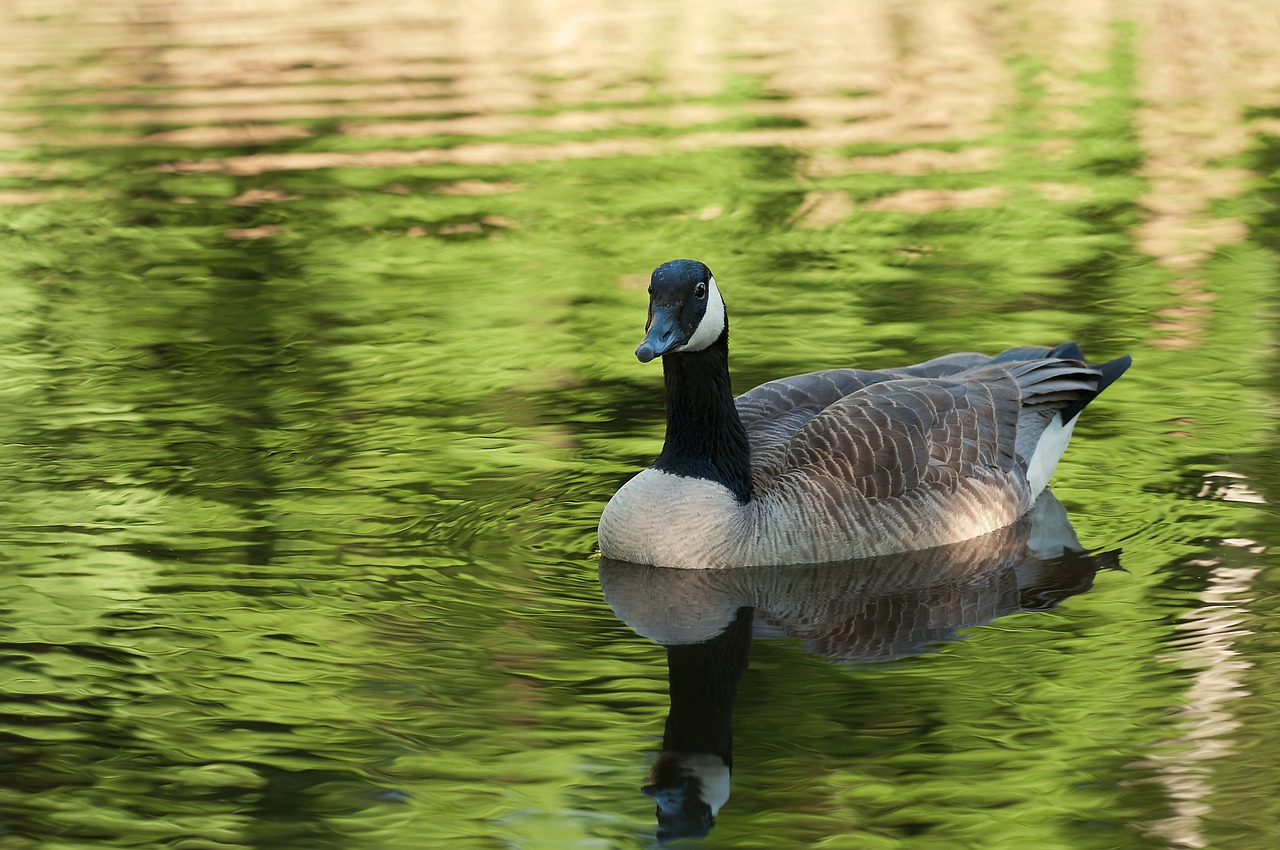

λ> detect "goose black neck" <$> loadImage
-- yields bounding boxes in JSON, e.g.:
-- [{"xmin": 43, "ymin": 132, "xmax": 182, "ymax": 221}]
[
  {"xmin": 661, "ymin": 606, "xmax": 754, "ymax": 763},
  {"xmin": 654, "ymin": 331, "xmax": 752, "ymax": 503}
]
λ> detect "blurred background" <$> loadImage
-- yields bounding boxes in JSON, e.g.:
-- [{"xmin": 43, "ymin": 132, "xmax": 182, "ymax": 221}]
[{"xmin": 1, "ymin": 1, "xmax": 1278, "ymax": 848}]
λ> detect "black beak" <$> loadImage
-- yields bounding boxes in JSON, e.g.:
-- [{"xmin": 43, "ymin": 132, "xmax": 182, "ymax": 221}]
[
  {"xmin": 643, "ymin": 778, "xmax": 714, "ymax": 841},
  {"xmin": 635, "ymin": 305, "xmax": 683, "ymax": 362}
]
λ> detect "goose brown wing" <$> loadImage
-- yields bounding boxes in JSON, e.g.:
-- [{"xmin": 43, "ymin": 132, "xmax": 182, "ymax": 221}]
[
  {"xmin": 779, "ymin": 370, "xmax": 1023, "ymax": 502},
  {"xmin": 736, "ymin": 369, "xmax": 893, "ymax": 487},
  {"xmin": 735, "ymin": 352, "xmax": 1095, "ymax": 493},
  {"xmin": 736, "ymin": 355, "xmax": 995, "ymax": 436}
]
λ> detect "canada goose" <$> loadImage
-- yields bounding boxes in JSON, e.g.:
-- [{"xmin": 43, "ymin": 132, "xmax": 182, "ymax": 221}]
[{"xmin": 597, "ymin": 259, "xmax": 1131, "ymax": 568}]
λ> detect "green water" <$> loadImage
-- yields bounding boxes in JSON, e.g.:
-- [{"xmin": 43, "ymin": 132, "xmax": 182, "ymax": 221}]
[{"xmin": 2, "ymin": 3, "xmax": 1279, "ymax": 848}]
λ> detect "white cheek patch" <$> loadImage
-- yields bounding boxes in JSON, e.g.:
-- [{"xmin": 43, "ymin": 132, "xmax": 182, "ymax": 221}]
[
  {"xmin": 682, "ymin": 753, "xmax": 731, "ymax": 815},
  {"xmin": 674, "ymin": 276, "xmax": 726, "ymax": 353}
]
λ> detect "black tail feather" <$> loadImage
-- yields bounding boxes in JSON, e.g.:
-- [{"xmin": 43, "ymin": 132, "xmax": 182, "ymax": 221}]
[
  {"xmin": 992, "ymin": 342, "xmax": 1131, "ymax": 423},
  {"xmin": 1048, "ymin": 341, "xmax": 1084, "ymax": 361},
  {"xmin": 1061, "ymin": 354, "xmax": 1131, "ymax": 422}
]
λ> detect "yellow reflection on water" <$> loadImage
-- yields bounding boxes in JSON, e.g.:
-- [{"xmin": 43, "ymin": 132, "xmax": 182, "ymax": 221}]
[{"xmin": 0, "ymin": 0, "xmax": 1276, "ymax": 294}]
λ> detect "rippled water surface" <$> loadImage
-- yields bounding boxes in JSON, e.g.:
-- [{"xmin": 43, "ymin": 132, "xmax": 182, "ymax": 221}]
[{"xmin": 3, "ymin": 1, "xmax": 1280, "ymax": 848}]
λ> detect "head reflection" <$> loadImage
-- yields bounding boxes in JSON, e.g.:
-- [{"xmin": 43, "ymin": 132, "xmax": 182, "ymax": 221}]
[{"xmin": 599, "ymin": 492, "xmax": 1118, "ymax": 843}]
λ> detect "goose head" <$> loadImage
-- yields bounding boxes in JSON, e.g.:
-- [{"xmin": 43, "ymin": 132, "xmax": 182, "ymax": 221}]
[
  {"xmin": 635, "ymin": 259, "xmax": 727, "ymax": 362},
  {"xmin": 643, "ymin": 751, "xmax": 731, "ymax": 841}
]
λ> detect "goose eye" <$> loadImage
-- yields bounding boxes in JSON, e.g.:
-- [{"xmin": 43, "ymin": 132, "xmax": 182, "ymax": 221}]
[{"xmin": 694, "ymin": 282, "xmax": 708, "ymax": 299}]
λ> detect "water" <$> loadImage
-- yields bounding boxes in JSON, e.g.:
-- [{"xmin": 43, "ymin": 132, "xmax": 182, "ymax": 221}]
[{"xmin": 1, "ymin": 2, "xmax": 1279, "ymax": 848}]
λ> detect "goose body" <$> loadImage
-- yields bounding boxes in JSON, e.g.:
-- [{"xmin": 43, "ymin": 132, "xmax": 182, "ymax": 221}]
[{"xmin": 597, "ymin": 259, "xmax": 1131, "ymax": 569}]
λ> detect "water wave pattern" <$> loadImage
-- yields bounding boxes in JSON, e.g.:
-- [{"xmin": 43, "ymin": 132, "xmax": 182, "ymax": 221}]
[{"xmin": 1, "ymin": 1, "xmax": 1279, "ymax": 848}]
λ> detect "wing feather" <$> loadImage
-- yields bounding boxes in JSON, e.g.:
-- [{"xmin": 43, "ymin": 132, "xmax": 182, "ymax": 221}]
[
  {"xmin": 782, "ymin": 372, "xmax": 1023, "ymax": 502},
  {"xmin": 736, "ymin": 369, "xmax": 894, "ymax": 487},
  {"xmin": 736, "ymin": 351, "xmax": 1107, "ymax": 507}
]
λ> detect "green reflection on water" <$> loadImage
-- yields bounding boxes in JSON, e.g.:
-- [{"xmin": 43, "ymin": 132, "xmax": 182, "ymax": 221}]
[{"xmin": 1, "ymin": 3, "xmax": 1280, "ymax": 850}]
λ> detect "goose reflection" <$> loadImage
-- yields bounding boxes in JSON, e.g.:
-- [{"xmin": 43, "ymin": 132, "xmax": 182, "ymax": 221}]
[{"xmin": 598, "ymin": 492, "xmax": 1118, "ymax": 842}]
